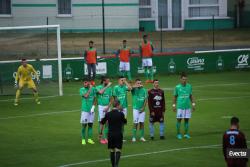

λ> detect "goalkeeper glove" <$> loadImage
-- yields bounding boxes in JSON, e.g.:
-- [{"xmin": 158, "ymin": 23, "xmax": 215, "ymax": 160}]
[
  {"xmin": 14, "ymin": 81, "xmax": 18, "ymax": 88},
  {"xmin": 37, "ymin": 79, "xmax": 40, "ymax": 84}
]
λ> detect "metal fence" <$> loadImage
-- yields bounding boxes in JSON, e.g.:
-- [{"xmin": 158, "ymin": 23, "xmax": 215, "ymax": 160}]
[{"xmin": 0, "ymin": 14, "xmax": 250, "ymax": 61}]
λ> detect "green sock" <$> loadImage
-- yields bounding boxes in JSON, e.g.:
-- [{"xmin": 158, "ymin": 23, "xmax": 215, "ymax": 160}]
[
  {"xmin": 140, "ymin": 129, "xmax": 144, "ymax": 138},
  {"xmin": 149, "ymin": 67, "xmax": 154, "ymax": 80},
  {"xmin": 34, "ymin": 92, "xmax": 39, "ymax": 102},
  {"xmin": 144, "ymin": 68, "xmax": 149, "ymax": 80},
  {"xmin": 119, "ymin": 71, "xmax": 125, "ymax": 77},
  {"xmin": 81, "ymin": 127, "xmax": 86, "ymax": 139},
  {"xmin": 176, "ymin": 122, "xmax": 181, "ymax": 135},
  {"xmin": 132, "ymin": 128, "xmax": 137, "ymax": 138},
  {"xmin": 98, "ymin": 123, "xmax": 101, "ymax": 134},
  {"xmin": 88, "ymin": 127, "xmax": 93, "ymax": 139},
  {"xmin": 126, "ymin": 71, "xmax": 132, "ymax": 81},
  {"xmin": 184, "ymin": 121, "xmax": 189, "ymax": 134},
  {"xmin": 15, "ymin": 89, "xmax": 21, "ymax": 103},
  {"xmin": 103, "ymin": 126, "xmax": 108, "ymax": 139}
]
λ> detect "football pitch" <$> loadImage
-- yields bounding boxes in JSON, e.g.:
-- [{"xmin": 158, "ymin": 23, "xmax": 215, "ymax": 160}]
[{"xmin": 0, "ymin": 71, "xmax": 250, "ymax": 167}]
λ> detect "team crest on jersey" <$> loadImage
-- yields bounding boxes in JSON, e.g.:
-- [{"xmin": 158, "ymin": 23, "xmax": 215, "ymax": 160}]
[{"xmin": 154, "ymin": 95, "xmax": 162, "ymax": 101}]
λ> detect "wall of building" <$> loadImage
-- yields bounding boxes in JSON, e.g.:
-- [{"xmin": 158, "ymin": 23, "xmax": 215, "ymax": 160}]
[
  {"xmin": 0, "ymin": 0, "xmax": 139, "ymax": 32},
  {"xmin": 183, "ymin": 0, "xmax": 234, "ymax": 30},
  {"xmin": 139, "ymin": 0, "xmax": 234, "ymax": 31},
  {"xmin": 184, "ymin": 18, "xmax": 234, "ymax": 30},
  {"xmin": 139, "ymin": 20, "xmax": 155, "ymax": 31}
]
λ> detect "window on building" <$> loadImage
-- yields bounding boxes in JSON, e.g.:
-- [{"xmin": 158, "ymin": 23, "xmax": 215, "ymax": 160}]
[
  {"xmin": 139, "ymin": 8, "xmax": 151, "ymax": 18},
  {"xmin": 0, "ymin": 0, "xmax": 11, "ymax": 15},
  {"xmin": 139, "ymin": 0, "xmax": 152, "ymax": 19},
  {"xmin": 139, "ymin": 0, "xmax": 151, "ymax": 6},
  {"xmin": 189, "ymin": 0, "xmax": 219, "ymax": 17},
  {"xmin": 189, "ymin": 6, "xmax": 219, "ymax": 17},
  {"xmin": 58, "ymin": 0, "xmax": 71, "ymax": 15}
]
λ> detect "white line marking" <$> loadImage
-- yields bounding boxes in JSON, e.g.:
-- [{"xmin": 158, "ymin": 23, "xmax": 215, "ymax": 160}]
[
  {"xmin": 1, "ymin": 82, "xmax": 249, "ymax": 102},
  {"xmin": 164, "ymin": 95, "xmax": 250, "ymax": 104},
  {"xmin": 162, "ymin": 82, "xmax": 250, "ymax": 91},
  {"xmin": 0, "ymin": 109, "xmax": 79, "ymax": 120},
  {"xmin": 58, "ymin": 144, "xmax": 220, "ymax": 167},
  {"xmin": 0, "ymin": 95, "xmax": 59, "ymax": 102},
  {"xmin": 221, "ymin": 116, "xmax": 233, "ymax": 119},
  {"xmin": 1, "ymin": 95, "xmax": 250, "ymax": 120},
  {"xmin": 0, "ymin": 94, "xmax": 78, "ymax": 102},
  {"xmin": 196, "ymin": 96, "xmax": 250, "ymax": 101},
  {"xmin": 59, "ymin": 141, "xmax": 250, "ymax": 167},
  {"xmin": 195, "ymin": 48, "xmax": 250, "ymax": 54},
  {"xmin": 193, "ymin": 82, "xmax": 250, "ymax": 88}
]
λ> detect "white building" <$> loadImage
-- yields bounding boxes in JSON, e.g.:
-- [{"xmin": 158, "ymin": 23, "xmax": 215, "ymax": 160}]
[
  {"xmin": 0, "ymin": 0, "xmax": 233, "ymax": 32},
  {"xmin": 139, "ymin": 0, "xmax": 232, "ymax": 31}
]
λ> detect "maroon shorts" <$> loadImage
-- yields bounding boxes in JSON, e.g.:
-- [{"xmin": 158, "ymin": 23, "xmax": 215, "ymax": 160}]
[{"xmin": 149, "ymin": 112, "xmax": 164, "ymax": 123}]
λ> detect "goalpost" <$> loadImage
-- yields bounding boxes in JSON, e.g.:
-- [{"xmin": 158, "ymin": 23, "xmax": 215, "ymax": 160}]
[{"xmin": 0, "ymin": 25, "xmax": 63, "ymax": 96}]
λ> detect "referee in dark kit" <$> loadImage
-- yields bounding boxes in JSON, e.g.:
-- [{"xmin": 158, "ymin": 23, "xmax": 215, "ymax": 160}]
[{"xmin": 101, "ymin": 99, "xmax": 127, "ymax": 167}]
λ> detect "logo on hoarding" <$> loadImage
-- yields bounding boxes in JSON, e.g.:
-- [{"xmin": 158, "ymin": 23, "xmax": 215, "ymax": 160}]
[
  {"xmin": 64, "ymin": 64, "xmax": 73, "ymax": 80},
  {"xmin": 235, "ymin": 54, "xmax": 249, "ymax": 69},
  {"xmin": 84, "ymin": 62, "xmax": 107, "ymax": 75},
  {"xmin": 238, "ymin": 55, "xmax": 248, "ymax": 65},
  {"xmin": 187, "ymin": 57, "xmax": 205, "ymax": 71},
  {"xmin": 168, "ymin": 58, "xmax": 176, "ymax": 73},
  {"xmin": 43, "ymin": 65, "xmax": 52, "ymax": 79},
  {"xmin": 216, "ymin": 56, "xmax": 224, "ymax": 70}
]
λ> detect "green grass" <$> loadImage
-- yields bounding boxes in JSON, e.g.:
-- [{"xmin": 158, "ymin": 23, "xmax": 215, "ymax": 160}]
[{"xmin": 0, "ymin": 71, "xmax": 250, "ymax": 167}]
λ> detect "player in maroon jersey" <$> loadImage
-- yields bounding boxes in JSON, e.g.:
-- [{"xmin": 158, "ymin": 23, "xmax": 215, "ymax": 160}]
[
  {"xmin": 148, "ymin": 79, "xmax": 166, "ymax": 140},
  {"xmin": 223, "ymin": 117, "xmax": 248, "ymax": 167}
]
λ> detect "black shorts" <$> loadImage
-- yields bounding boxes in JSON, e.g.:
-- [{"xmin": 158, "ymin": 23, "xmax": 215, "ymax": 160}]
[
  {"xmin": 108, "ymin": 133, "xmax": 123, "ymax": 150},
  {"xmin": 149, "ymin": 112, "xmax": 164, "ymax": 123}
]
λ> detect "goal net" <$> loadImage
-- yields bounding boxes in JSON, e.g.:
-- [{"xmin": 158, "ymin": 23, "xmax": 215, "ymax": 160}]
[{"xmin": 0, "ymin": 25, "xmax": 63, "ymax": 97}]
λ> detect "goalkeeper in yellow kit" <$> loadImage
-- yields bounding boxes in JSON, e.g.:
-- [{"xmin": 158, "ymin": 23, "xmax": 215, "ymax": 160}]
[{"xmin": 14, "ymin": 59, "xmax": 40, "ymax": 106}]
